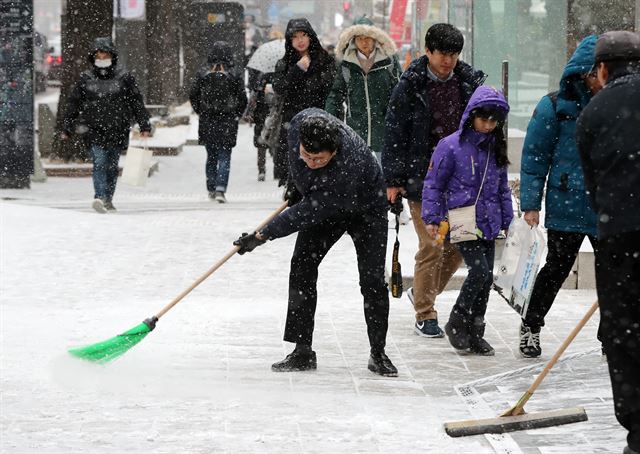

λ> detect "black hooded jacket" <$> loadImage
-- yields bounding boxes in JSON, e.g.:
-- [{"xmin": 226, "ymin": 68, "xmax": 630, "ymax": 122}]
[
  {"xmin": 189, "ymin": 42, "xmax": 248, "ymax": 147},
  {"xmin": 577, "ymin": 69, "xmax": 640, "ymax": 238},
  {"xmin": 260, "ymin": 108, "xmax": 387, "ymax": 240},
  {"xmin": 272, "ymin": 19, "xmax": 336, "ymax": 124},
  {"xmin": 63, "ymin": 37, "xmax": 151, "ymax": 150}
]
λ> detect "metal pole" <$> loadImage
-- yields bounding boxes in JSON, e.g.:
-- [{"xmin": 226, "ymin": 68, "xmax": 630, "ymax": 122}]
[{"xmin": 502, "ymin": 59, "xmax": 509, "ymax": 147}]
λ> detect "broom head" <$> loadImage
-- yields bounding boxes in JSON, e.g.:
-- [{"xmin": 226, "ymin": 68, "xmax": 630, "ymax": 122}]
[{"xmin": 68, "ymin": 317, "xmax": 158, "ymax": 363}]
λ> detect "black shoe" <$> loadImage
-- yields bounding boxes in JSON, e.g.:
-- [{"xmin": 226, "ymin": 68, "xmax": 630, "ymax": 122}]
[
  {"xmin": 104, "ymin": 200, "xmax": 116, "ymax": 211},
  {"xmin": 445, "ymin": 311, "xmax": 470, "ymax": 350},
  {"xmin": 519, "ymin": 323, "xmax": 541, "ymax": 358},
  {"xmin": 258, "ymin": 172, "xmax": 265, "ymax": 182},
  {"xmin": 368, "ymin": 351, "xmax": 398, "ymax": 377},
  {"xmin": 271, "ymin": 349, "xmax": 317, "ymax": 372},
  {"xmin": 469, "ymin": 323, "xmax": 495, "ymax": 356}
]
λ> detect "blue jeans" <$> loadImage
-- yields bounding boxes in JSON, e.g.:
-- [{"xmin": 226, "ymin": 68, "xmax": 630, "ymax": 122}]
[
  {"xmin": 205, "ymin": 144, "xmax": 231, "ymax": 193},
  {"xmin": 91, "ymin": 144, "xmax": 121, "ymax": 201},
  {"xmin": 453, "ymin": 239, "xmax": 496, "ymax": 325}
]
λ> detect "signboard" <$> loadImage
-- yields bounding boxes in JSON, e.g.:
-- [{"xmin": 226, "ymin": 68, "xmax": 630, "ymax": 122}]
[
  {"xmin": 113, "ymin": 0, "xmax": 145, "ymax": 20},
  {"xmin": 0, "ymin": 0, "xmax": 34, "ymax": 188}
]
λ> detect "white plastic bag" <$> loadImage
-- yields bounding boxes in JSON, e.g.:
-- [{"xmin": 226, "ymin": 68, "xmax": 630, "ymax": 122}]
[
  {"xmin": 121, "ymin": 146, "xmax": 153, "ymax": 187},
  {"xmin": 494, "ymin": 217, "xmax": 546, "ymax": 317}
]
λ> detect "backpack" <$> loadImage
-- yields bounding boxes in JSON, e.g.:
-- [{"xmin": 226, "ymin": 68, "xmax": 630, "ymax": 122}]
[{"xmin": 199, "ymin": 72, "xmax": 240, "ymax": 116}]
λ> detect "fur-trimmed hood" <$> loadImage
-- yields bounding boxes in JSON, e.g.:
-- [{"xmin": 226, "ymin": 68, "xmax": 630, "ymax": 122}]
[{"xmin": 336, "ymin": 23, "xmax": 396, "ymax": 61}]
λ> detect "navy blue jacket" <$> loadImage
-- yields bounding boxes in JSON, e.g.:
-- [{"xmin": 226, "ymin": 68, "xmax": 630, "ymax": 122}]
[
  {"xmin": 260, "ymin": 108, "xmax": 387, "ymax": 239},
  {"xmin": 381, "ymin": 56, "xmax": 485, "ymax": 201}
]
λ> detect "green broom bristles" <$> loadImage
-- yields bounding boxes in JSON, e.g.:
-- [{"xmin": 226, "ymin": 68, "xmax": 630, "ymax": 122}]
[{"xmin": 68, "ymin": 317, "xmax": 157, "ymax": 363}]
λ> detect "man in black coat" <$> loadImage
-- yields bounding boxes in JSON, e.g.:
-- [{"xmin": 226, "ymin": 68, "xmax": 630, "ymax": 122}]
[
  {"xmin": 62, "ymin": 37, "xmax": 151, "ymax": 213},
  {"xmin": 576, "ymin": 30, "xmax": 640, "ymax": 454},
  {"xmin": 233, "ymin": 108, "xmax": 397, "ymax": 377},
  {"xmin": 381, "ymin": 24, "xmax": 486, "ymax": 339}
]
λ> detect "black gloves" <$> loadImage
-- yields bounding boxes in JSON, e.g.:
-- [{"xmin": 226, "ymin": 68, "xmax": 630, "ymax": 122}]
[
  {"xmin": 389, "ymin": 195, "xmax": 403, "ymax": 215},
  {"xmin": 283, "ymin": 180, "xmax": 303, "ymax": 207},
  {"xmin": 233, "ymin": 232, "xmax": 267, "ymax": 255}
]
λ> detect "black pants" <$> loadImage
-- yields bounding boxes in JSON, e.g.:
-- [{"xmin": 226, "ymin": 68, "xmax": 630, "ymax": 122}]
[
  {"xmin": 453, "ymin": 239, "xmax": 495, "ymax": 325},
  {"xmin": 596, "ymin": 231, "xmax": 640, "ymax": 451},
  {"xmin": 253, "ymin": 121, "xmax": 268, "ymax": 174},
  {"xmin": 524, "ymin": 230, "xmax": 598, "ymax": 329},
  {"xmin": 284, "ymin": 210, "xmax": 390, "ymax": 351},
  {"xmin": 273, "ymin": 128, "xmax": 289, "ymax": 185}
]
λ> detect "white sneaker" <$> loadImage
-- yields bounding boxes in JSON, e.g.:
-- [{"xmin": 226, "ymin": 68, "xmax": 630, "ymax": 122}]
[
  {"xmin": 214, "ymin": 191, "xmax": 227, "ymax": 203},
  {"xmin": 92, "ymin": 198, "xmax": 107, "ymax": 214}
]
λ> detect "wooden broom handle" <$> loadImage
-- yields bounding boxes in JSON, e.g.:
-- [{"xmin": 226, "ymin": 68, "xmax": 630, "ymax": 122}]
[
  {"xmin": 514, "ymin": 301, "xmax": 599, "ymax": 411},
  {"xmin": 155, "ymin": 201, "xmax": 289, "ymax": 319}
]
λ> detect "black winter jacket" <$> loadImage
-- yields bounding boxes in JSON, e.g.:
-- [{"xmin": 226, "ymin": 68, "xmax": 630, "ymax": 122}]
[
  {"xmin": 577, "ymin": 71, "xmax": 640, "ymax": 238},
  {"xmin": 189, "ymin": 70, "xmax": 247, "ymax": 148},
  {"xmin": 272, "ymin": 19, "xmax": 336, "ymax": 124},
  {"xmin": 260, "ymin": 108, "xmax": 388, "ymax": 240},
  {"xmin": 381, "ymin": 56, "xmax": 485, "ymax": 201},
  {"xmin": 63, "ymin": 38, "xmax": 150, "ymax": 150}
]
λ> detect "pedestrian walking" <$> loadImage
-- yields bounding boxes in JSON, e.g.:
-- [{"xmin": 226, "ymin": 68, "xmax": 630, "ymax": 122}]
[
  {"xmin": 61, "ymin": 37, "xmax": 151, "ymax": 213},
  {"xmin": 382, "ymin": 23, "xmax": 486, "ymax": 337},
  {"xmin": 272, "ymin": 18, "xmax": 335, "ymax": 186},
  {"xmin": 233, "ymin": 108, "xmax": 397, "ymax": 377},
  {"xmin": 245, "ymin": 67, "xmax": 272, "ymax": 181},
  {"xmin": 518, "ymin": 35, "xmax": 602, "ymax": 358},
  {"xmin": 576, "ymin": 30, "xmax": 640, "ymax": 454},
  {"xmin": 189, "ymin": 41, "xmax": 247, "ymax": 203},
  {"xmin": 325, "ymin": 15, "xmax": 401, "ymax": 162},
  {"xmin": 422, "ymin": 86, "xmax": 512, "ymax": 355}
]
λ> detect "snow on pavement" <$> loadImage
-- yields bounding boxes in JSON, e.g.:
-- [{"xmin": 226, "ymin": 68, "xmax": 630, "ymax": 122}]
[{"xmin": 0, "ymin": 124, "xmax": 625, "ymax": 453}]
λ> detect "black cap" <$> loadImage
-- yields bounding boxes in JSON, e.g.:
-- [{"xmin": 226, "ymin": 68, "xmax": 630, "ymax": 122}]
[{"xmin": 595, "ymin": 31, "xmax": 640, "ymax": 64}]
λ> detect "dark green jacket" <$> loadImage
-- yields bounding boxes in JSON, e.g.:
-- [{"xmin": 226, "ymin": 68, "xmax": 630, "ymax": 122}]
[{"xmin": 325, "ymin": 23, "xmax": 401, "ymax": 154}]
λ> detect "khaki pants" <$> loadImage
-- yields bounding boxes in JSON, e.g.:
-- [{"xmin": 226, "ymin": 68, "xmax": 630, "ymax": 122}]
[{"xmin": 409, "ymin": 200, "xmax": 463, "ymax": 321}]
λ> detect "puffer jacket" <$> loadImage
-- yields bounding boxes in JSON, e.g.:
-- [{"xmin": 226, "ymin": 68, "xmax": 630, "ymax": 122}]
[
  {"xmin": 520, "ymin": 35, "xmax": 598, "ymax": 236},
  {"xmin": 382, "ymin": 55, "xmax": 486, "ymax": 201},
  {"xmin": 63, "ymin": 37, "xmax": 151, "ymax": 150},
  {"xmin": 422, "ymin": 86, "xmax": 513, "ymax": 241},
  {"xmin": 325, "ymin": 16, "xmax": 402, "ymax": 154},
  {"xmin": 260, "ymin": 108, "xmax": 387, "ymax": 240}
]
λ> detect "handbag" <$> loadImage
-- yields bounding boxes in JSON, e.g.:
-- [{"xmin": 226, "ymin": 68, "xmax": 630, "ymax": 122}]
[
  {"xmin": 448, "ymin": 152, "xmax": 490, "ymax": 243},
  {"xmin": 390, "ymin": 213, "xmax": 403, "ymax": 298},
  {"xmin": 259, "ymin": 94, "xmax": 284, "ymax": 150},
  {"xmin": 121, "ymin": 146, "xmax": 153, "ymax": 187}
]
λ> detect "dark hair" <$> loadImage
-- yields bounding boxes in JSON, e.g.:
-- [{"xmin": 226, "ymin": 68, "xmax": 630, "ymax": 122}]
[
  {"xmin": 601, "ymin": 59, "xmax": 640, "ymax": 80},
  {"xmin": 425, "ymin": 23, "xmax": 464, "ymax": 54},
  {"xmin": 464, "ymin": 111, "xmax": 510, "ymax": 168},
  {"xmin": 299, "ymin": 115, "xmax": 341, "ymax": 153}
]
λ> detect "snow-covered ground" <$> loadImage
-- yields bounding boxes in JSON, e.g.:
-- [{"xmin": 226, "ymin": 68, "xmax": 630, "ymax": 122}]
[{"xmin": 0, "ymin": 123, "xmax": 625, "ymax": 453}]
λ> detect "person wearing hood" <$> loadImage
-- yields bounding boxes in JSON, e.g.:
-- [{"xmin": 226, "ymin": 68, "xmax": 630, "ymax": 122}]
[
  {"xmin": 232, "ymin": 108, "xmax": 397, "ymax": 378},
  {"xmin": 422, "ymin": 86, "xmax": 512, "ymax": 355},
  {"xmin": 518, "ymin": 35, "xmax": 602, "ymax": 358},
  {"xmin": 62, "ymin": 37, "xmax": 151, "ymax": 213},
  {"xmin": 577, "ymin": 31, "xmax": 640, "ymax": 454},
  {"xmin": 272, "ymin": 18, "xmax": 336, "ymax": 185},
  {"xmin": 325, "ymin": 16, "xmax": 402, "ymax": 162},
  {"xmin": 189, "ymin": 41, "xmax": 247, "ymax": 203},
  {"xmin": 382, "ymin": 23, "xmax": 486, "ymax": 339}
]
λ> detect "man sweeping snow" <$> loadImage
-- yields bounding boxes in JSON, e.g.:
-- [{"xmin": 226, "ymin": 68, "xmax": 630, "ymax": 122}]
[{"xmin": 233, "ymin": 108, "xmax": 397, "ymax": 377}]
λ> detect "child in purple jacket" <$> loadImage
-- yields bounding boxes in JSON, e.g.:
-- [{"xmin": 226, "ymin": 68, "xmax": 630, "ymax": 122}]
[{"xmin": 422, "ymin": 85, "xmax": 513, "ymax": 356}]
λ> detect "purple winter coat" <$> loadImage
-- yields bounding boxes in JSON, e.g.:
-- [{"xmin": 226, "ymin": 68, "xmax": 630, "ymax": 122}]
[{"xmin": 422, "ymin": 86, "xmax": 513, "ymax": 241}]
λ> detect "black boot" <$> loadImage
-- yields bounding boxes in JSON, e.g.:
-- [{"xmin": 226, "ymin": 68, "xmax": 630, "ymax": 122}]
[
  {"xmin": 368, "ymin": 350, "xmax": 398, "ymax": 377},
  {"xmin": 469, "ymin": 323, "xmax": 495, "ymax": 356},
  {"xmin": 445, "ymin": 310, "xmax": 471, "ymax": 350},
  {"xmin": 271, "ymin": 345, "xmax": 317, "ymax": 372}
]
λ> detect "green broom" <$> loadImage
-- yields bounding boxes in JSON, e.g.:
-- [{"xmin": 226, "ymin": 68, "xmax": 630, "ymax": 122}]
[{"xmin": 68, "ymin": 202, "xmax": 288, "ymax": 363}]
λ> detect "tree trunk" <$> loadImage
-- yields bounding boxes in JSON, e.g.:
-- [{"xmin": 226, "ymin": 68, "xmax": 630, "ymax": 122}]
[
  {"xmin": 52, "ymin": 0, "xmax": 112, "ymax": 162},
  {"xmin": 146, "ymin": 0, "xmax": 181, "ymax": 106}
]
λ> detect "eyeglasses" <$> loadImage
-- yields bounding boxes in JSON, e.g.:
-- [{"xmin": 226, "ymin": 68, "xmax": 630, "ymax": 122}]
[{"xmin": 299, "ymin": 148, "xmax": 334, "ymax": 165}]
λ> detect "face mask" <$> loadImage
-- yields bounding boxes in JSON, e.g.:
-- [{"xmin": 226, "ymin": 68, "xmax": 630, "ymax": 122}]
[{"xmin": 94, "ymin": 59, "xmax": 112, "ymax": 68}]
